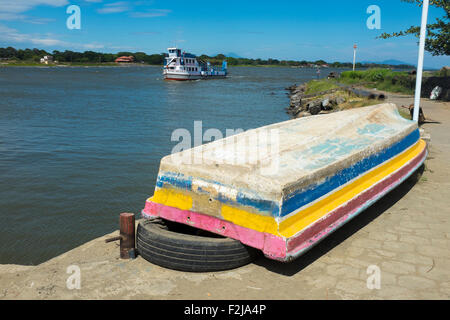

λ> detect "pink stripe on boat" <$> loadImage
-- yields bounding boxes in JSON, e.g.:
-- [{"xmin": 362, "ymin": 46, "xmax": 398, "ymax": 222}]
[{"xmin": 142, "ymin": 201, "xmax": 287, "ymax": 260}]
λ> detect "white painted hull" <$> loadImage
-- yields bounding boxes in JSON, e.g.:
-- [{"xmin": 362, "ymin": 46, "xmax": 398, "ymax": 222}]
[
  {"xmin": 163, "ymin": 72, "xmax": 202, "ymax": 81},
  {"xmin": 163, "ymin": 71, "xmax": 227, "ymax": 81}
]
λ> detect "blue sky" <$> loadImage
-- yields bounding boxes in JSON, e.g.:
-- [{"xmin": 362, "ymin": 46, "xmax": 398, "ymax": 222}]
[{"xmin": 0, "ymin": 0, "xmax": 448, "ymax": 68}]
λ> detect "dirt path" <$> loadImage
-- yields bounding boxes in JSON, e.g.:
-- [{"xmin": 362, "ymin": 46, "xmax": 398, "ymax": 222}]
[{"xmin": 1, "ymin": 93, "xmax": 449, "ymax": 300}]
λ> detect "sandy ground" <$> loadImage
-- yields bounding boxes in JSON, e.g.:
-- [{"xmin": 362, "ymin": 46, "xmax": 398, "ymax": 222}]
[{"xmin": 1, "ymin": 92, "xmax": 449, "ymax": 300}]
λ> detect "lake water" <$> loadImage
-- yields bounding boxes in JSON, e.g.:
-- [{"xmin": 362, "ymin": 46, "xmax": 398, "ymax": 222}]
[{"xmin": 0, "ymin": 65, "xmax": 344, "ymax": 265}]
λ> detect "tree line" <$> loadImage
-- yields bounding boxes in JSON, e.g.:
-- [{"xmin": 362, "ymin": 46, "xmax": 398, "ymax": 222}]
[
  {"xmin": 0, "ymin": 47, "xmax": 166, "ymax": 64},
  {"xmin": 0, "ymin": 46, "xmax": 414, "ymax": 68}
]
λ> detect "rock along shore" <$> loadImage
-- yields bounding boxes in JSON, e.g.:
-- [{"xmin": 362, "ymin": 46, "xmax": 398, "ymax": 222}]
[{"xmin": 285, "ymin": 82, "xmax": 387, "ymax": 119}]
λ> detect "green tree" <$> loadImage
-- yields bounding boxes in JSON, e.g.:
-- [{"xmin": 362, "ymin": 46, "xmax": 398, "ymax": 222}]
[
  {"xmin": 379, "ymin": 0, "xmax": 449, "ymax": 56},
  {"xmin": 214, "ymin": 54, "xmax": 226, "ymax": 60}
]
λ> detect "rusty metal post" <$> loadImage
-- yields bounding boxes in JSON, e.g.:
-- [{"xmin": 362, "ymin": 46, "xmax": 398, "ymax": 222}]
[{"xmin": 119, "ymin": 213, "xmax": 135, "ymax": 259}]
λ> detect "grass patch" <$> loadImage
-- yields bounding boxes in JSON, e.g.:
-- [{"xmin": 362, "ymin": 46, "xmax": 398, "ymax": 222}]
[
  {"xmin": 0, "ymin": 61, "xmax": 44, "ymax": 67},
  {"xmin": 339, "ymin": 68, "xmax": 415, "ymax": 95},
  {"xmin": 335, "ymin": 91, "xmax": 375, "ymax": 110},
  {"xmin": 304, "ymin": 79, "xmax": 339, "ymax": 95}
]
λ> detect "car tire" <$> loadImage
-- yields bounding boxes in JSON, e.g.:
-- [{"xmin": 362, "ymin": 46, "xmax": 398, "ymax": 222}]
[{"xmin": 136, "ymin": 218, "xmax": 260, "ymax": 272}]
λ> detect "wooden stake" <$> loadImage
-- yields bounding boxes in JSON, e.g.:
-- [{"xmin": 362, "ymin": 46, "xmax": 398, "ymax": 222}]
[{"xmin": 119, "ymin": 213, "xmax": 135, "ymax": 259}]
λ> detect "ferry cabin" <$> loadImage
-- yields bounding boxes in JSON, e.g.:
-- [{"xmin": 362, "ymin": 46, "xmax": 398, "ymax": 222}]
[{"xmin": 164, "ymin": 48, "xmax": 202, "ymax": 80}]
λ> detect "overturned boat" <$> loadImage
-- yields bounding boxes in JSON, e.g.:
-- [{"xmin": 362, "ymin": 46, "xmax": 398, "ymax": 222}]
[{"xmin": 141, "ymin": 103, "xmax": 427, "ymax": 262}]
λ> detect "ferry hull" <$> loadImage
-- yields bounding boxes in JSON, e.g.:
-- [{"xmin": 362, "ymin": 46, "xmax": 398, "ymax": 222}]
[
  {"xmin": 163, "ymin": 73, "xmax": 227, "ymax": 81},
  {"xmin": 141, "ymin": 103, "xmax": 427, "ymax": 262},
  {"xmin": 163, "ymin": 73, "xmax": 202, "ymax": 81}
]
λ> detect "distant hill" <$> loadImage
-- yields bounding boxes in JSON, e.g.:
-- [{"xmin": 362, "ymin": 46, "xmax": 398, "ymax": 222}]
[
  {"xmin": 361, "ymin": 59, "xmax": 414, "ymax": 67},
  {"xmin": 226, "ymin": 52, "xmax": 242, "ymax": 58},
  {"xmin": 211, "ymin": 52, "xmax": 242, "ymax": 58},
  {"xmin": 381, "ymin": 59, "xmax": 412, "ymax": 66}
]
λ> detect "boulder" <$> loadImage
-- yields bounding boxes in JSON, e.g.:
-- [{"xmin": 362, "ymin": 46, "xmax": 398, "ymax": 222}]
[
  {"xmin": 309, "ymin": 104, "xmax": 321, "ymax": 115},
  {"xmin": 321, "ymin": 97, "xmax": 336, "ymax": 110}
]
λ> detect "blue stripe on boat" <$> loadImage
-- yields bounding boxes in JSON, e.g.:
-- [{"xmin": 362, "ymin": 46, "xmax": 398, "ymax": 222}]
[
  {"xmin": 279, "ymin": 129, "xmax": 420, "ymax": 217},
  {"xmin": 156, "ymin": 172, "xmax": 279, "ymax": 215}
]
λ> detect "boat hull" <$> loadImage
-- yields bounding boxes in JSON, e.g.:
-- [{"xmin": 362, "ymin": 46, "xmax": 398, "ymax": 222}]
[
  {"xmin": 163, "ymin": 72, "xmax": 227, "ymax": 81},
  {"xmin": 163, "ymin": 73, "xmax": 202, "ymax": 81},
  {"xmin": 142, "ymin": 139, "xmax": 426, "ymax": 261},
  {"xmin": 141, "ymin": 103, "xmax": 427, "ymax": 261}
]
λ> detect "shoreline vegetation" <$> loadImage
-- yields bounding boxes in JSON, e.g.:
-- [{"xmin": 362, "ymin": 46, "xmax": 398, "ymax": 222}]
[
  {"xmin": 304, "ymin": 67, "xmax": 449, "ymax": 98},
  {"xmin": 0, "ymin": 46, "xmax": 417, "ymax": 69},
  {"xmin": 286, "ymin": 67, "xmax": 450, "ymax": 119}
]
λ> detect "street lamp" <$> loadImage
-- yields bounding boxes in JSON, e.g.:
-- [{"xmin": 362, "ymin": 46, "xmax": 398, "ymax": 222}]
[
  {"xmin": 413, "ymin": 0, "xmax": 429, "ymax": 122},
  {"xmin": 353, "ymin": 44, "xmax": 357, "ymax": 71}
]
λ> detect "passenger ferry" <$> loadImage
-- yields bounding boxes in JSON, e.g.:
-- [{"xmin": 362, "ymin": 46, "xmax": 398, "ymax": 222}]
[{"xmin": 163, "ymin": 48, "xmax": 227, "ymax": 81}]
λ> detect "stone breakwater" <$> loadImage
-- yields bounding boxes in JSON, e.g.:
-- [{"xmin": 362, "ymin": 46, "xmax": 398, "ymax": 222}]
[
  {"xmin": 285, "ymin": 83, "xmax": 346, "ymax": 118},
  {"xmin": 285, "ymin": 83, "xmax": 387, "ymax": 119}
]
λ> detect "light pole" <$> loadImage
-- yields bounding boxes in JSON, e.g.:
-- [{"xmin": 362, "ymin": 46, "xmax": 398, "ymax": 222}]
[
  {"xmin": 413, "ymin": 0, "xmax": 429, "ymax": 122},
  {"xmin": 353, "ymin": 44, "xmax": 357, "ymax": 71}
]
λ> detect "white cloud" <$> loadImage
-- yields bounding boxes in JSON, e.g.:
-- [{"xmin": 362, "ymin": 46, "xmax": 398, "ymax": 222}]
[
  {"xmin": 0, "ymin": 24, "xmax": 64, "ymax": 46},
  {"xmin": 0, "ymin": 23, "xmax": 104, "ymax": 50},
  {"xmin": 0, "ymin": 0, "xmax": 67, "ymax": 23},
  {"xmin": 96, "ymin": 1, "xmax": 171, "ymax": 17},
  {"xmin": 0, "ymin": 0, "xmax": 68, "ymax": 14},
  {"xmin": 97, "ymin": 1, "xmax": 130, "ymax": 14},
  {"xmin": 81, "ymin": 43, "xmax": 105, "ymax": 50},
  {"xmin": 130, "ymin": 9, "xmax": 171, "ymax": 18},
  {"xmin": 0, "ymin": 12, "xmax": 27, "ymax": 21}
]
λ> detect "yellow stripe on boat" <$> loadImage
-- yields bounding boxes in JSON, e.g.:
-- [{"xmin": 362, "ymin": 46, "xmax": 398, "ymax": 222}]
[
  {"xmin": 152, "ymin": 188, "xmax": 193, "ymax": 211},
  {"xmin": 150, "ymin": 139, "xmax": 426, "ymax": 239},
  {"xmin": 221, "ymin": 205, "xmax": 279, "ymax": 235},
  {"xmin": 278, "ymin": 139, "xmax": 426, "ymax": 238}
]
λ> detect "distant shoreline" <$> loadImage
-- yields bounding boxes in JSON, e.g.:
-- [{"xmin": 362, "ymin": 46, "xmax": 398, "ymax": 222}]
[
  {"xmin": 0, "ymin": 62, "xmax": 422, "ymax": 70},
  {"xmin": 0, "ymin": 62, "xmax": 160, "ymax": 68}
]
